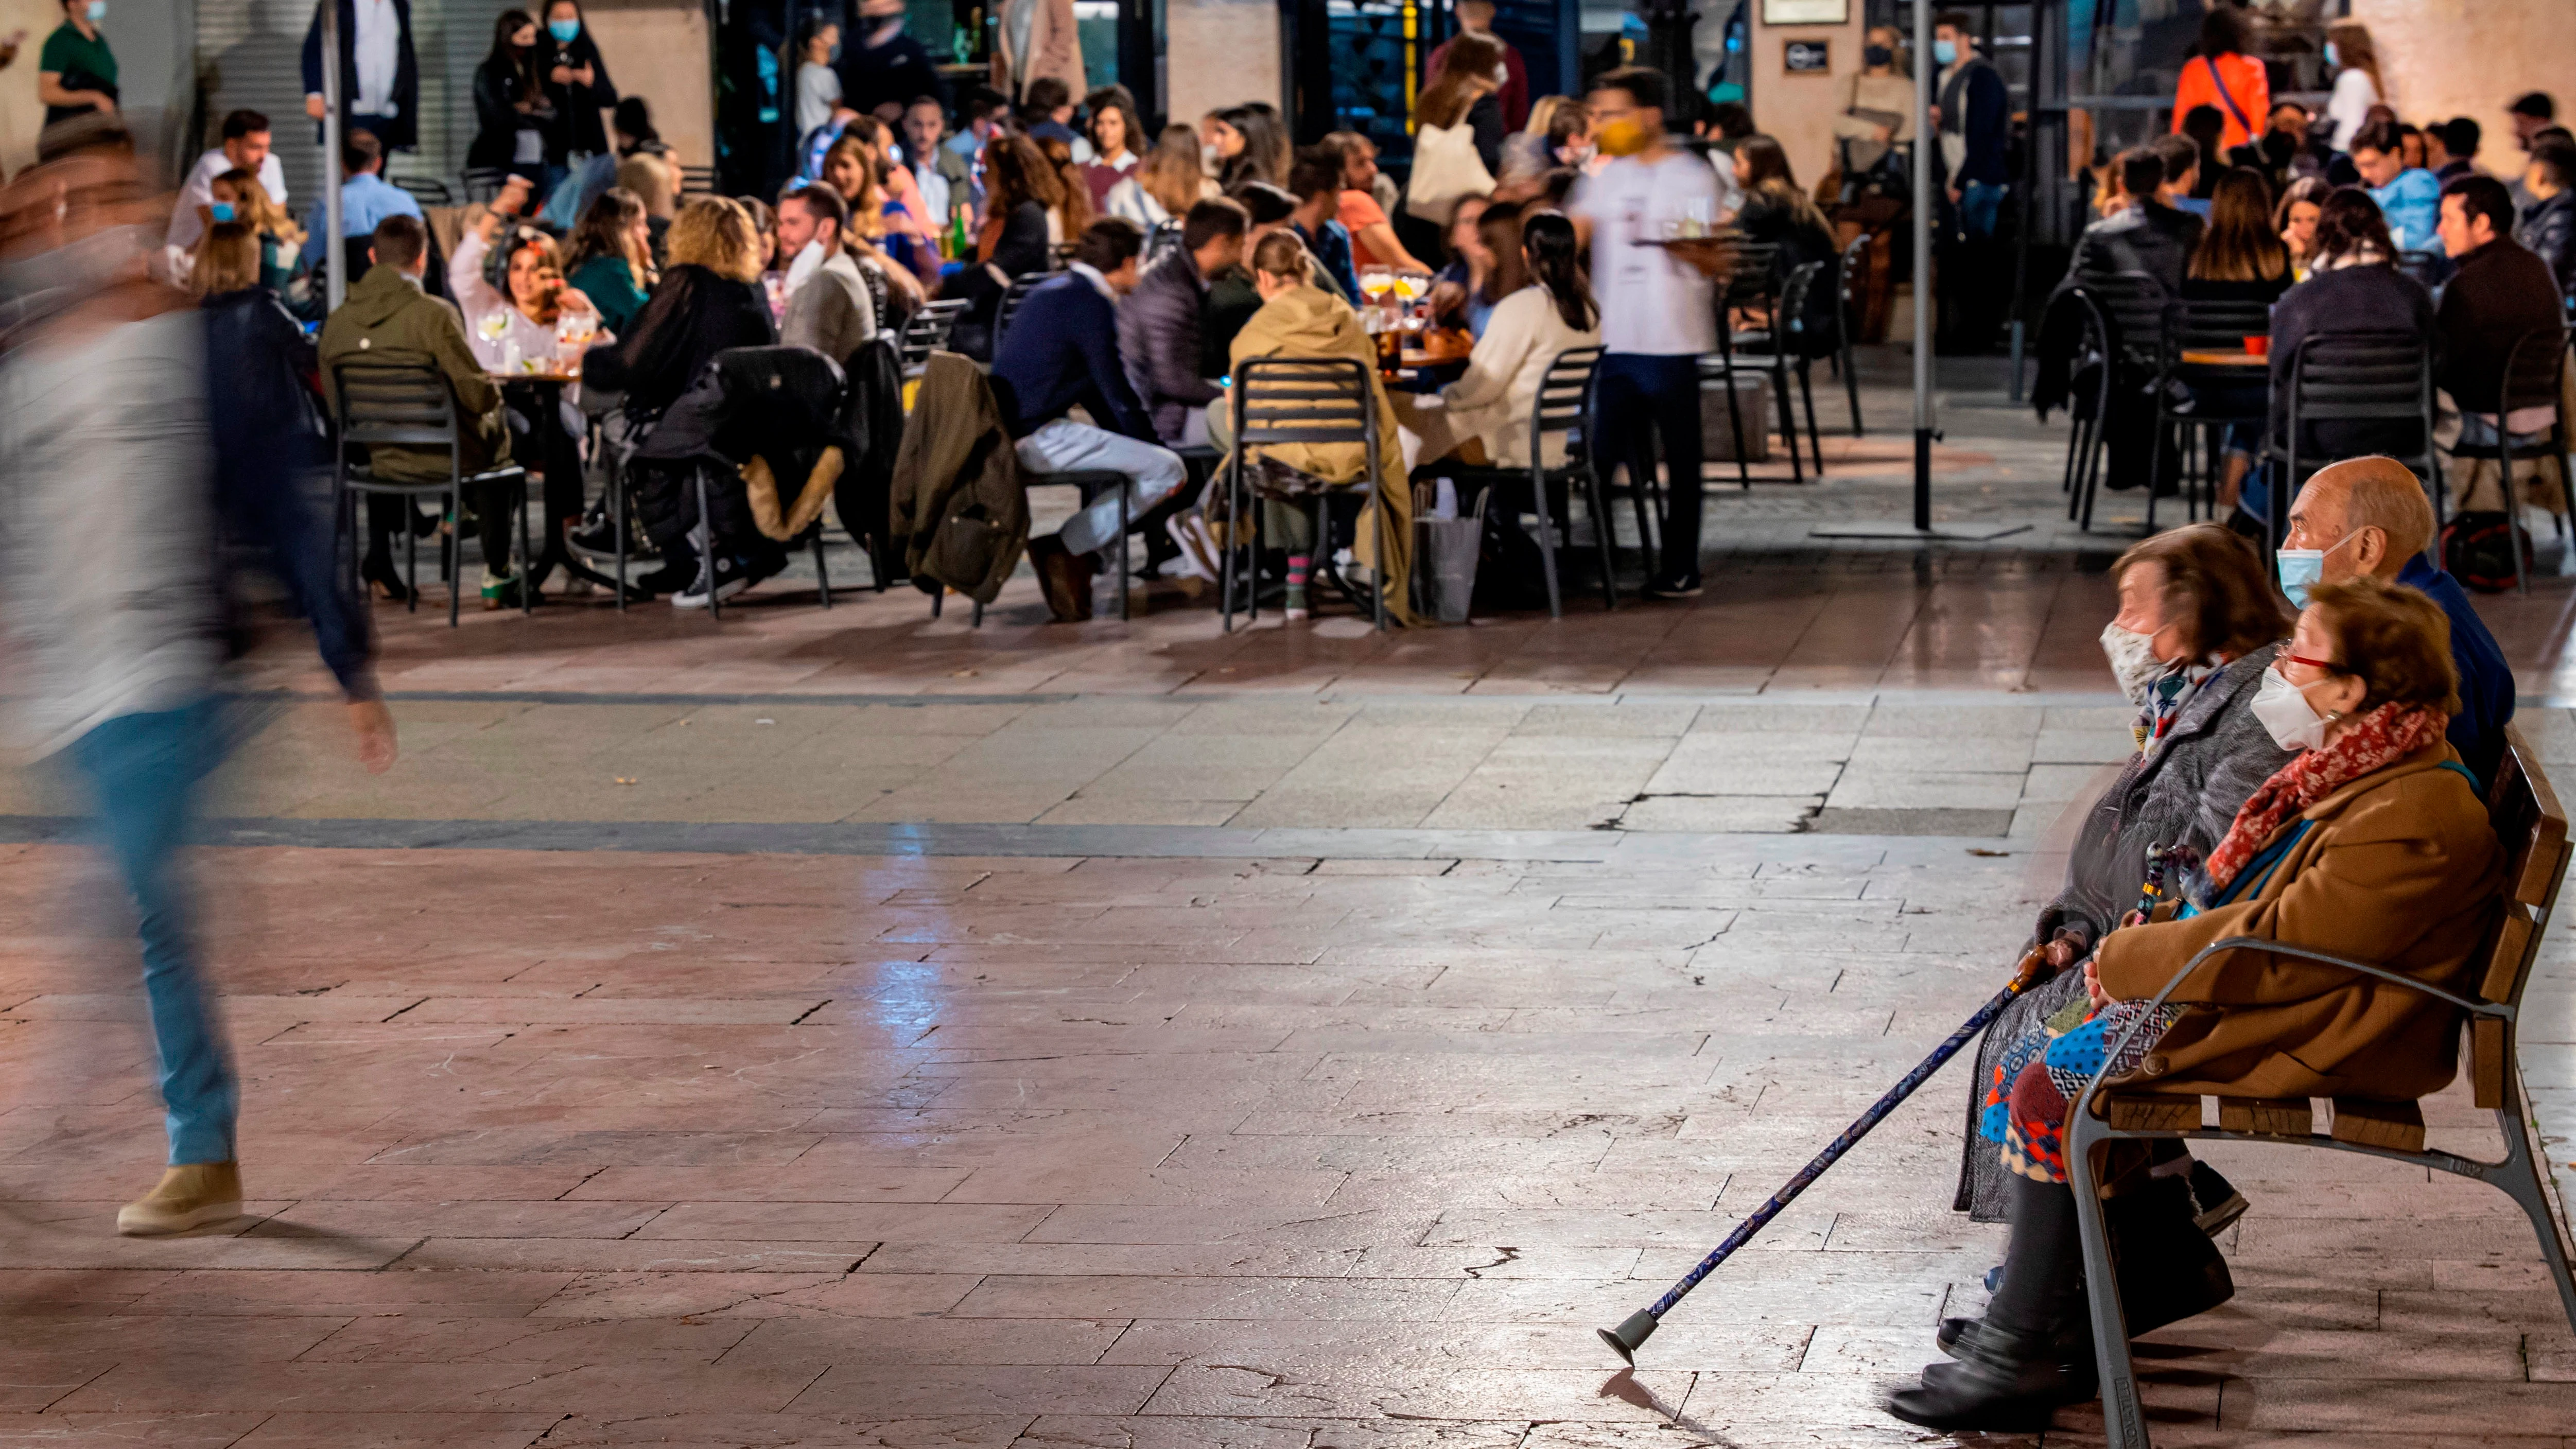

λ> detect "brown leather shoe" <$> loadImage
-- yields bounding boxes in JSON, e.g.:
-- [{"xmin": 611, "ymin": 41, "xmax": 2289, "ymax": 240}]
[{"xmin": 1030, "ymin": 536, "xmax": 1095, "ymax": 622}]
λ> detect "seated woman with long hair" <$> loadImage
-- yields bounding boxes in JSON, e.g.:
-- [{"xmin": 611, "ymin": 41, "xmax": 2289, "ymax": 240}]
[
  {"xmin": 1899, "ymin": 575, "xmax": 2500, "ymax": 1433},
  {"xmin": 560, "ymin": 186, "xmax": 656, "ymax": 337},
  {"xmin": 1213, "ymin": 230, "xmax": 1416, "ymax": 624},
  {"xmin": 1955, "ymin": 523, "xmax": 2292, "ymax": 1230},
  {"xmin": 2183, "ymin": 168, "xmax": 2293, "ymax": 510},
  {"xmin": 1422, "ymin": 210, "xmax": 1599, "ymax": 466},
  {"xmin": 1727, "ymin": 135, "xmax": 1839, "ymax": 340},
  {"xmin": 2264, "ymin": 188, "xmax": 2433, "ymax": 491},
  {"xmin": 1108, "ymin": 124, "xmax": 1220, "ymax": 228},
  {"xmin": 208, "ymin": 167, "xmax": 303, "ymax": 300},
  {"xmin": 939, "ymin": 134, "xmax": 1060, "ymax": 357}
]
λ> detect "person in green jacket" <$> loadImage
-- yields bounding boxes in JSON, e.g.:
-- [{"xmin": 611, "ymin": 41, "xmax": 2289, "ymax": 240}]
[
  {"xmin": 561, "ymin": 186, "xmax": 655, "ymax": 337},
  {"xmin": 38, "ymin": 0, "xmax": 116, "ymax": 127},
  {"xmin": 319, "ymin": 214, "xmax": 517, "ymax": 602}
]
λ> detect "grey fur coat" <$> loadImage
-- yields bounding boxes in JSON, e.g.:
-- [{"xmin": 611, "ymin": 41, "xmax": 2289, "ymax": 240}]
[{"xmin": 1953, "ymin": 643, "xmax": 2291, "ymax": 1221}]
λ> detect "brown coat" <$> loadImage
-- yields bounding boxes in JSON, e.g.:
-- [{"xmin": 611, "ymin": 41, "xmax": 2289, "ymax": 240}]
[
  {"xmin": 2094, "ymin": 742, "xmax": 2502, "ymax": 1101},
  {"xmin": 890, "ymin": 351, "xmax": 1028, "ymax": 604}
]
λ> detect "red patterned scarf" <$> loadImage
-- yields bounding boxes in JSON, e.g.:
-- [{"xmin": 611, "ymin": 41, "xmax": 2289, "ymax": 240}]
[{"xmin": 2203, "ymin": 702, "xmax": 2448, "ymax": 891}]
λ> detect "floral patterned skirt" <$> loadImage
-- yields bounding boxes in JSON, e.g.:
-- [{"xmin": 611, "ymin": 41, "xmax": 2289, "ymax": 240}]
[{"xmin": 1977, "ymin": 994, "xmax": 2183, "ymax": 1183}]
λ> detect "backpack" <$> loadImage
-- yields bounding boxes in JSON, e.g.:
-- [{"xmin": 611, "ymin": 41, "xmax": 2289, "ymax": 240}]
[{"xmin": 2441, "ymin": 511, "xmax": 2527, "ymax": 593}]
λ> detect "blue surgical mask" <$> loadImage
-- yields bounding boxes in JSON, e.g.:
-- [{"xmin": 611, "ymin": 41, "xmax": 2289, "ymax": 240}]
[
  {"xmin": 85, "ymin": 0, "xmax": 105, "ymax": 18},
  {"xmin": 2323, "ymin": 41, "xmax": 2339, "ymax": 71},
  {"xmin": 1933, "ymin": 39, "xmax": 1957, "ymax": 66},
  {"xmin": 210, "ymin": 202, "xmax": 235, "ymax": 223},
  {"xmin": 2273, "ymin": 530, "xmax": 2358, "ymax": 608},
  {"xmin": 548, "ymin": 18, "xmax": 580, "ymax": 43}
]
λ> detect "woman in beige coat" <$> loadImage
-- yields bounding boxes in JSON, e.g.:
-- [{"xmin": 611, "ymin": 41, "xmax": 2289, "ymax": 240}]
[
  {"xmin": 1432, "ymin": 210, "xmax": 1599, "ymax": 468},
  {"xmin": 1215, "ymin": 230, "xmax": 1414, "ymax": 623},
  {"xmin": 1891, "ymin": 575, "xmax": 2502, "ymax": 1434}
]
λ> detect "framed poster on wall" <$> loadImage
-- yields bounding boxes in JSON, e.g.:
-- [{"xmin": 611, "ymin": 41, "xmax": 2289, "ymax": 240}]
[{"xmin": 1760, "ymin": 0, "xmax": 1850, "ymax": 23}]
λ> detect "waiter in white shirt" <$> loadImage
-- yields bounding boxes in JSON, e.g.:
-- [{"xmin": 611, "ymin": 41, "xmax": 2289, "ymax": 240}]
[
  {"xmin": 302, "ymin": 0, "xmax": 420, "ymax": 153},
  {"xmin": 167, "ymin": 109, "xmax": 289, "ymax": 255},
  {"xmin": 1566, "ymin": 65, "xmax": 1731, "ymax": 600}
]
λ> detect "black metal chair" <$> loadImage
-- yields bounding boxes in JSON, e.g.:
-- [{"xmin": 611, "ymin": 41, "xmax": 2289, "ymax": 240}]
[
  {"xmin": 1834, "ymin": 231, "xmax": 1869, "ymax": 435},
  {"xmin": 2149, "ymin": 295, "xmax": 2274, "ymax": 530},
  {"xmin": 1776, "ymin": 259, "xmax": 1834, "ymax": 474},
  {"xmin": 1221, "ymin": 358, "xmax": 1387, "ymax": 632},
  {"xmin": 1705, "ymin": 239, "xmax": 1803, "ymax": 485},
  {"xmin": 2268, "ymin": 329, "xmax": 2440, "ymax": 547},
  {"xmin": 898, "ymin": 298, "xmax": 969, "ymax": 374},
  {"xmin": 2067, "ymin": 723, "xmax": 2576, "ymax": 1449},
  {"xmin": 1444, "ymin": 345, "xmax": 1614, "ymax": 617},
  {"xmin": 992, "ymin": 271, "xmax": 1055, "ymax": 356},
  {"xmin": 2062, "ymin": 271, "xmax": 2173, "ymax": 532},
  {"xmin": 686, "ymin": 465, "xmax": 834, "ymax": 620},
  {"xmin": 2443, "ymin": 325, "xmax": 2572, "ymax": 593},
  {"xmin": 390, "ymin": 175, "xmax": 454, "ymax": 207},
  {"xmin": 329, "ymin": 360, "xmax": 532, "ymax": 627}
]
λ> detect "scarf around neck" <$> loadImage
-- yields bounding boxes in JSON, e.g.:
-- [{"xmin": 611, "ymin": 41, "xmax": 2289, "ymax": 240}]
[{"xmin": 2202, "ymin": 700, "xmax": 2446, "ymax": 892}]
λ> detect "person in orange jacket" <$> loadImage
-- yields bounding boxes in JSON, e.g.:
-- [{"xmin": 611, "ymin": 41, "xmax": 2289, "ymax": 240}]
[{"xmin": 2170, "ymin": 6, "xmax": 2269, "ymax": 154}]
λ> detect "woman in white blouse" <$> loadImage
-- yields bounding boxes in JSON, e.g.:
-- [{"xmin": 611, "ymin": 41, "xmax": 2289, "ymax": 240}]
[
  {"xmin": 1433, "ymin": 210, "xmax": 1600, "ymax": 468},
  {"xmin": 2322, "ymin": 23, "xmax": 2383, "ymax": 152}
]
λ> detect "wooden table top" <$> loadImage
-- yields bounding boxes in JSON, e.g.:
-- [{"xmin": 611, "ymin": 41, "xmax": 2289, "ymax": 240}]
[{"xmin": 2179, "ymin": 350, "xmax": 2268, "ymax": 367}]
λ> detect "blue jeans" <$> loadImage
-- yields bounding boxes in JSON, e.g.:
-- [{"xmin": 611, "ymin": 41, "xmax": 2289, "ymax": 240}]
[
  {"xmin": 1959, "ymin": 181, "xmax": 2007, "ymax": 241},
  {"xmin": 1595, "ymin": 354, "xmax": 1705, "ymax": 582},
  {"xmin": 69, "ymin": 700, "xmax": 237, "ymax": 1166}
]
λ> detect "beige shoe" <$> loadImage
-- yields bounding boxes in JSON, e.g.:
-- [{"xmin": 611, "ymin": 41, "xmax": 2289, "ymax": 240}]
[{"xmin": 116, "ymin": 1162, "xmax": 243, "ymax": 1236}]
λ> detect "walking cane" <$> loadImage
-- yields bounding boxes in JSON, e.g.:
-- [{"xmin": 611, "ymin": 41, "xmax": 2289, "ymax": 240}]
[{"xmin": 1598, "ymin": 947, "xmax": 2057, "ymax": 1367}]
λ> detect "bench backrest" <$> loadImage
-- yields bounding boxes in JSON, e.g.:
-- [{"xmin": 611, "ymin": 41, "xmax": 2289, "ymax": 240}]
[{"xmin": 2471, "ymin": 722, "xmax": 2569, "ymax": 1107}]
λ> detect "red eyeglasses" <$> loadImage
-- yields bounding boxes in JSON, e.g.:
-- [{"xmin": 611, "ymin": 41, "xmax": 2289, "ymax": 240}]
[{"xmin": 2279, "ymin": 652, "xmax": 2342, "ymax": 673}]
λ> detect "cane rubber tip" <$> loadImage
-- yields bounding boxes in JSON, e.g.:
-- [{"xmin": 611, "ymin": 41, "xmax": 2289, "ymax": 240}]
[{"xmin": 1599, "ymin": 1309, "xmax": 1658, "ymax": 1366}]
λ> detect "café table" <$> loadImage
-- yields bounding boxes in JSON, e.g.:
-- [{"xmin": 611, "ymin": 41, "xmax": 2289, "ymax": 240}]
[{"xmin": 489, "ymin": 365, "xmax": 624, "ymax": 596}]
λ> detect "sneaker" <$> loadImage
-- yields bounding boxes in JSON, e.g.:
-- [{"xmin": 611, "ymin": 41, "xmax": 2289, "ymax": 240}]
[
  {"xmin": 1166, "ymin": 513, "xmax": 1220, "ymax": 583},
  {"xmin": 1641, "ymin": 573, "xmax": 1704, "ymax": 599},
  {"xmin": 567, "ymin": 514, "xmax": 621, "ymax": 555},
  {"xmin": 672, "ymin": 558, "xmax": 752, "ymax": 609},
  {"xmin": 117, "ymin": 1162, "xmax": 243, "ymax": 1236}
]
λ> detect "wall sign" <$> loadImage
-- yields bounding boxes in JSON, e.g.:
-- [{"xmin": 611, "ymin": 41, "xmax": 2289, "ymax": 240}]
[
  {"xmin": 1783, "ymin": 39, "xmax": 1832, "ymax": 74},
  {"xmin": 1761, "ymin": 0, "xmax": 1850, "ymax": 23}
]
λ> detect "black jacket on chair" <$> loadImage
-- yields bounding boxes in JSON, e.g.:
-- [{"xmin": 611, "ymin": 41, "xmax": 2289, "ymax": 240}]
[
  {"xmin": 631, "ymin": 345, "xmax": 846, "ymax": 560},
  {"xmin": 833, "ymin": 338, "xmax": 909, "ymax": 573}
]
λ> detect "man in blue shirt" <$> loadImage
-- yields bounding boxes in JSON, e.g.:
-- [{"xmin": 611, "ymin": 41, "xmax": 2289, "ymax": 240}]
[
  {"xmin": 2353, "ymin": 120, "xmax": 2445, "ymax": 256},
  {"xmin": 300, "ymin": 130, "xmax": 423, "ymax": 268},
  {"xmin": 1283, "ymin": 149, "xmax": 1361, "ymax": 304},
  {"xmin": 991, "ymin": 216, "xmax": 1187, "ymax": 621},
  {"xmin": 2282, "ymin": 457, "xmax": 2513, "ymax": 785}
]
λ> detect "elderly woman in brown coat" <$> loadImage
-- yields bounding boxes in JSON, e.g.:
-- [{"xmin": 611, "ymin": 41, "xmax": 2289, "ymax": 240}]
[{"xmin": 1892, "ymin": 575, "xmax": 2503, "ymax": 1434}]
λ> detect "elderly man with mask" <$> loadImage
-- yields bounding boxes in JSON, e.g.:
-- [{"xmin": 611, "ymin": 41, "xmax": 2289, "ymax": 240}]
[{"xmin": 2279, "ymin": 456, "xmax": 2514, "ymax": 784}]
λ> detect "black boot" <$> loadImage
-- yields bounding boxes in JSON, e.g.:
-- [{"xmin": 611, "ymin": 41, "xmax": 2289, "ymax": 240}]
[
  {"xmin": 1893, "ymin": 1175, "xmax": 2094, "ymax": 1430},
  {"xmin": 1889, "ymin": 1322, "xmax": 2094, "ymax": 1431},
  {"xmin": 2188, "ymin": 1159, "xmax": 2250, "ymax": 1236}
]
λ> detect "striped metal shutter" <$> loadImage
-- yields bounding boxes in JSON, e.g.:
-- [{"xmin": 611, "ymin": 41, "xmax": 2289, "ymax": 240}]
[{"xmin": 194, "ymin": 0, "xmax": 514, "ymax": 212}]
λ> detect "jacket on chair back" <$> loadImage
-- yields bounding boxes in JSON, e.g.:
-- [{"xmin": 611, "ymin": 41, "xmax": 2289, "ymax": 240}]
[
  {"xmin": 891, "ymin": 352, "xmax": 1029, "ymax": 603},
  {"xmin": 2092, "ymin": 743, "xmax": 2502, "ymax": 1101}
]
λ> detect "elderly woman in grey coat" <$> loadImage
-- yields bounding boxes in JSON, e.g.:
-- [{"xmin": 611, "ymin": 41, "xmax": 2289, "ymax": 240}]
[{"xmin": 1954, "ymin": 522, "xmax": 2293, "ymax": 1225}]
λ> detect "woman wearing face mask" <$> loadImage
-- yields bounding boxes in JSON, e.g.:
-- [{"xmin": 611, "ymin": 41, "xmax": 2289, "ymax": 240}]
[
  {"xmin": 1952, "ymin": 523, "xmax": 2292, "ymax": 1241},
  {"xmin": 38, "ymin": 0, "xmax": 117, "ymax": 126},
  {"xmin": 470, "ymin": 11, "xmax": 552, "ymax": 181},
  {"xmin": 537, "ymin": 0, "xmax": 618, "ymax": 168},
  {"xmin": 209, "ymin": 168, "xmax": 304, "ymax": 299},
  {"xmin": 1898, "ymin": 574, "xmax": 2498, "ymax": 1433},
  {"xmin": 1831, "ymin": 25, "xmax": 1916, "ymax": 191}
]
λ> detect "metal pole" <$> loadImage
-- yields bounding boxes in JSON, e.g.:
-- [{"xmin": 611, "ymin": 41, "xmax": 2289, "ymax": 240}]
[
  {"xmin": 1910, "ymin": 0, "xmax": 1934, "ymax": 532},
  {"xmin": 322, "ymin": 0, "xmax": 345, "ymax": 314}
]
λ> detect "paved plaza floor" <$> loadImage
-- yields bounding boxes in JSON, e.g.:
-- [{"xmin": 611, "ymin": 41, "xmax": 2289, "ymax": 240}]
[{"xmin": 0, "ymin": 355, "xmax": 2571, "ymax": 1446}]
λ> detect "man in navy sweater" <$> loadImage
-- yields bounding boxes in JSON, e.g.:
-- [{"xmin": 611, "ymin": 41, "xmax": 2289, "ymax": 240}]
[
  {"xmin": 2282, "ymin": 457, "xmax": 2515, "ymax": 787},
  {"xmin": 993, "ymin": 216, "xmax": 1187, "ymax": 620}
]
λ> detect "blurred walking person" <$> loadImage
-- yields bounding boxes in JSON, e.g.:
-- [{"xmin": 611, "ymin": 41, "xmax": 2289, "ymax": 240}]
[{"xmin": 0, "ymin": 120, "xmax": 395, "ymax": 1236}]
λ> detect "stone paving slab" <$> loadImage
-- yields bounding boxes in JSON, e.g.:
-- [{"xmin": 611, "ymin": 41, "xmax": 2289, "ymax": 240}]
[{"xmin": 0, "ymin": 833, "xmax": 2566, "ymax": 1447}]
